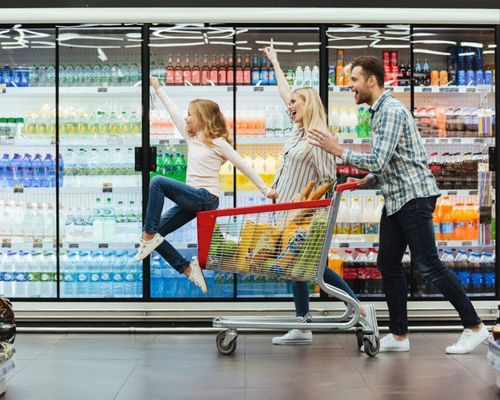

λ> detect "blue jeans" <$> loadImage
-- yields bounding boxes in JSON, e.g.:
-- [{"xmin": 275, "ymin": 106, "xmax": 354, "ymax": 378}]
[
  {"xmin": 293, "ymin": 268, "xmax": 357, "ymax": 317},
  {"xmin": 378, "ymin": 196, "xmax": 481, "ymax": 335},
  {"xmin": 143, "ymin": 176, "xmax": 219, "ymax": 273}
]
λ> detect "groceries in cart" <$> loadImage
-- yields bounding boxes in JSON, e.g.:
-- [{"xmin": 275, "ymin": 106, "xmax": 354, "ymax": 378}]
[{"xmin": 206, "ymin": 180, "xmax": 332, "ymax": 281}]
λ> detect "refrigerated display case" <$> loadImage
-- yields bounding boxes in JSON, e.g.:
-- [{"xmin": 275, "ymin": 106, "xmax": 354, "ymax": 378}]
[{"xmin": 0, "ymin": 21, "xmax": 497, "ymax": 304}]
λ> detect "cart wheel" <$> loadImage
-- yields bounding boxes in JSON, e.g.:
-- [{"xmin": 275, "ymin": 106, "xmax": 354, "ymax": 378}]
[
  {"xmin": 363, "ymin": 336, "xmax": 380, "ymax": 357},
  {"xmin": 355, "ymin": 329, "xmax": 364, "ymax": 349},
  {"xmin": 216, "ymin": 331, "xmax": 237, "ymax": 355}
]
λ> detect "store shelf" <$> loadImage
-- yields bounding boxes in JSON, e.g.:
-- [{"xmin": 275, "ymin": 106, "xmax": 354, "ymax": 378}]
[
  {"xmin": 0, "ymin": 86, "xmax": 142, "ymax": 96},
  {"xmin": 62, "ymin": 242, "xmax": 140, "ymax": 250},
  {"xmin": 330, "ymin": 239, "xmax": 482, "ymax": 249},
  {"xmin": 8, "ymin": 135, "xmax": 141, "ymax": 147},
  {"xmin": 338, "ymin": 137, "xmax": 494, "ymax": 145},
  {"xmin": 329, "ymin": 85, "xmax": 494, "ymax": 94}
]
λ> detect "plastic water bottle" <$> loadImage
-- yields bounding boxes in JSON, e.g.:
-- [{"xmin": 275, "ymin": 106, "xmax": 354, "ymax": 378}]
[
  {"xmin": 151, "ymin": 254, "xmax": 163, "ymax": 297},
  {"xmin": 31, "ymin": 153, "xmax": 44, "ymax": 188},
  {"xmin": 92, "ymin": 64, "xmax": 101, "ymax": 86},
  {"xmin": 468, "ymin": 252, "xmax": 481, "ymax": 295},
  {"xmin": 29, "ymin": 251, "xmax": 44, "ymax": 297},
  {"xmin": 58, "ymin": 154, "xmax": 64, "ymax": 187},
  {"xmin": 2, "ymin": 251, "xmax": 18, "ymax": 297},
  {"xmin": 112, "ymin": 251, "xmax": 126, "ymax": 298},
  {"xmin": 0, "ymin": 153, "xmax": 10, "ymax": 187},
  {"xmin": 14, "ymin": 251, "xmax": 29, "ymax": 297},
  {"xmin": 75, "ymin": 251, "xmax": 90, "ymax": 297},
  {"xmin": 102, "ymin": 196, "xmax": 116, "ymax": 243},
  {"xmin": 10, "ymin": 153, "xmax": 22, "ymax": 186},
  {"xmin": 62, "ymin": 251, "xmax": 78, "ymax": 297},
  {"xmin": 92, "ymin": 197, "xmax": 105, "ymax": 243},
  {"xmin": 43, "ymin": 154, "xmax": 55, "ymax": 187},
  {"xmin": 88, "ymin": 251, "xmax": 103, "ymax": 298},
  {"xmin": 20, "ymin": 153, "xmax": 33, "ymax": 187},
  {"xmin": 123, "ymin": 251, "xmax": 136, "ymax": 298},
  {"xmin": 100, "ymin": 251, "xmax": 113, "ymax": 298},
  {"xmin": 83, "ymin": 64, "xmax": 92, "ymax": 86},
  {"xmin": 42, "ymin": 251, "xmax": 57, "ymax": 298}
]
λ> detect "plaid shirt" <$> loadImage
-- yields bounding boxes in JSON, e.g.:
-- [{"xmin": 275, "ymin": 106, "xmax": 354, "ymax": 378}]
[{"xmin": 343, "ymin": 90, "xmax": 440, "ymax": 216}]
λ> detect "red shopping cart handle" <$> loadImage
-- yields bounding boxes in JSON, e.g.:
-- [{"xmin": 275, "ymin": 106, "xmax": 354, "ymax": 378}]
[{"xmin": 335, "ymin": 182, "xmax": 360, "ymax": 192}]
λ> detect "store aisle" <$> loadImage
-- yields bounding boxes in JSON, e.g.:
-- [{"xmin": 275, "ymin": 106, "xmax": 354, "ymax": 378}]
[{"xmin": 4, "ymin": 332, "xmax": 496, "ymax": 400}]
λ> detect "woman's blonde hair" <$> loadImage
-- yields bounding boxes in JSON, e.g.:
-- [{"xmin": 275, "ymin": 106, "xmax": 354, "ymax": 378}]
[
  {"xmin": 292, "ymin": 87, "xmax": 329, "ymax": 133},
  {"xmin": 187, "ymin": 99, "xmax": 232, "ymax": 147}
]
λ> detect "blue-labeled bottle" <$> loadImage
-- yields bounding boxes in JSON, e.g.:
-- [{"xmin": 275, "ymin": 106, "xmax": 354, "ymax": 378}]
[
  {"xmin": 260, "ymin": 55, "xmax": 269, "ymax": 85},
  {"xmin": 251, "ymin": 54, "xmax": 260, "ymax": 85}
]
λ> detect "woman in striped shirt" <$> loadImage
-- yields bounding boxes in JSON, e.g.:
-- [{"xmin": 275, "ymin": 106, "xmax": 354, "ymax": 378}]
[{"xmin": 264, "ymin": 43, "xmax": 378, "ymax": 345}]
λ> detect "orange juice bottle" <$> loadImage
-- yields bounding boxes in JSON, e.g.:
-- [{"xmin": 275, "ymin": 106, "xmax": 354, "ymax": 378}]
[
  {"xmin": 433, "ymin": 199, "xmax": 442, "ymax": 240},
  {"xmin": 328, "ymin": 249, "xmax": 344, "ymax": 277},
  {"xmin": 467, "ymin": 202, "xmax": 479, "ymax": 240},
  {"xmin": 452, "ymin": 203, "xmax": 467, "ymax": 240},
  {"xmin": 440, "ymin": 195, "xmax": 454, "ymax": 241}
]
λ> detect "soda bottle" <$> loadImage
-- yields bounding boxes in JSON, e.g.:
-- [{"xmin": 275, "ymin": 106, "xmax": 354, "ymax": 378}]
[
  {"xmin": 165, "ymin": 55, "xmax": 174, "ymax": 85},
  {"xmin": 439, "ymin": 195, "xmax": 454, "ymax": 241},
  {"xmin": 204, "ymin": 55, "xmax": 216, "ymax": 85},
  {"xmin": 355, "ymin": 249, "xmax": 368, "ymax": 294},
  {"xmin": 342, "ymin": 250, "xmax": 356, "ymax": 293},
  {"xmin": 243, "ymin": 54, "xmax": 251, "ymax": 85},
  {"xmin": 260, "ymin": 55, "xmax": 269, "ymax": 85},
  {"xmin": 218, "ymin": 55, "xmax": 227, "ymax": 85},
  {"xmin": 226, "ymin": 55, "xmax": 234, "ymax": 85},
  {"xmin": 235, "ymin": 54, "xmax": 244, "ymax": 85},
  {"xmin": 174, "ymin": 54, "xmax": 183, "ymax": 85},
  {"xmin": 191, "ymin": 53, "xmax": 201, "ymax": 85},
  {"xmin": 182, "ymin": 54, "xmax": 191, "ymax": 85},
  {"xmin": 201, "ymin": 54, "xmax": 210, "ymax": 85},
  {"xmin": 251, "ymin": 54, "xmax": 260, "ymax": 85}
]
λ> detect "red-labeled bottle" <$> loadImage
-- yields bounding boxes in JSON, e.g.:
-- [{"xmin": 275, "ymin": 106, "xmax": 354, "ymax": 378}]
[
  {"xmin": 174, "ymin": 54, "xmax": 183, "ymax": 85},
  {"xmin": 218, "ymin": 54, "xmax": 227, "ymax": 85},
  {"xmin": 165, "ymin": 55, "xmax": 174, "ymax": 85},
  {"xmin": 243, "ymin": 53, "xmax": 251, "ymax": 85},
  {"xmin": 191, "ymin": 53, "xmax": 201, "ymax": 85},
  {"xmin": 182, "ymin": 54, "xmax": 191, "ymax": 85},
  {"xmin": 201, "ymin": 54, "xmax": 209, "ymax": 85},
  {"xmin": 209, "ymin": 55, "xmax": 218, "ymax": 85}
]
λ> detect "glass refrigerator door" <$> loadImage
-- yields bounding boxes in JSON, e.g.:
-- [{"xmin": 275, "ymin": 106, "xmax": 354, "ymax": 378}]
[
  {"xmin": 234, "ymin": 27, "xmax": 321, "ymax": 298},
  {"xmin": 327, "ymin": 24, "xmax": 411, "ymax": 298},
  {"xmin": 0, "ymin": 27, "xmax": 57, "ymax": 298},
  {"xmin": 149, "ymin": 24, "xmax": 235, "ymax": 299},
  {"xmin": 58, "ymin": 26, "xmax": 143, "ymax": 299},
  {"xmin": 412, "ymin": 26, "xmax": 496, "ymax": 298}
]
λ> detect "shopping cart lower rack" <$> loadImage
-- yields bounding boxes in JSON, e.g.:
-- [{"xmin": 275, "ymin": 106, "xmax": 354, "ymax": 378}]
[{"xmin": 197, "ymin": 182, "xmax": 380, "ymax": 357}]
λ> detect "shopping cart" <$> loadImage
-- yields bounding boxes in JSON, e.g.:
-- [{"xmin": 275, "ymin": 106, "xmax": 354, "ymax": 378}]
[{"xmin": 197, "ymin": 182, "xmax": 380, "ymax": 357}]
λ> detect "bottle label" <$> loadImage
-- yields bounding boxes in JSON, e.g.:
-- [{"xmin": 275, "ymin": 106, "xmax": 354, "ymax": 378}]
[
  {"xmin": 218, "ymin": 70, "xmax": 226, "ymax": 85},
  {"xmin": 174, "ymin": 70, "xmax": 183, "ymax": 84},
  {"xmin": 251, "ymin": 70, "xmax": 260, "ymax": 85},
  {"xmin": 236, "ymin": 70, "xmax": 244, "ymax": 84},
  {"xmin": 201, "ymin": 70, "xmax": 209, "ymax": 85},
  {"xmin": 166, "ymin": 70, "xmax": 175, "ymax": 85},
  {"xmin": 182, "ymin": 71, "xmax": 191, "ymax": 84},
  {"xmin": 209, "ymin": 70, "xmax": 218, "ymax": 84},
  {"xmin": 226, "ymin": 70, "xmax": 234, "ymax": 84},
  {"xmin": 441, "ymin": 222, "xmax": 454, "ymax": 234},
  {"xmin": 243, "ymin": 70, "xmax": 251, "ymax": 84},
  {"xmin": 191, "ymin": 70, "xmax": 201, "ymax": 85}
]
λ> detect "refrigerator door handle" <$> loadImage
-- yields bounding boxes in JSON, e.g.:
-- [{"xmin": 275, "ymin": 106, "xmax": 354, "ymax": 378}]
[
  {"xmin": 149, "ymin": 146, "xmax": 157, "ymax": 172},
  {"xmin": 134, "ymin": 147, "xmax": 143, "ymax": 172},
  {"xmin": 489, "ymin": 146, "xmax": 496, "ymax": 172}
]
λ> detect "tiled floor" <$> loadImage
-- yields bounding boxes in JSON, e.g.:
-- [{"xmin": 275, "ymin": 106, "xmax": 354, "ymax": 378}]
[{"xmin": 4, "ymin": 332, "xmax": 498, "ymax": 400}]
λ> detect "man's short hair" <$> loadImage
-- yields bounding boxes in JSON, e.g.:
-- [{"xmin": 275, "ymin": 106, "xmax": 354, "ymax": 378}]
[{"xmin": 352, "ymin": 56, "xmax": 385, "ymax": 88}]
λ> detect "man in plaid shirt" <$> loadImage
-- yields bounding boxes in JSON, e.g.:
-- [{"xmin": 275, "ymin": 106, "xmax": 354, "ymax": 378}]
[{"xmin": 308, "ymin": 56, "xmax": 487, "ymax": 354}]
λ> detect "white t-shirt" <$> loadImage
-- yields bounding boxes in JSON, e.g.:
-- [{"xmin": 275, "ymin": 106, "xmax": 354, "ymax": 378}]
[{"xmin": 157, "ymin": 90, "xmax": 269, "ymax": 198}]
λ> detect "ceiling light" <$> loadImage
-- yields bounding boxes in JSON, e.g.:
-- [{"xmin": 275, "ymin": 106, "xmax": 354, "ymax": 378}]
[
  {"xmin": 297, "ymin": 42, "xmax": 321, "ymax": 46},
  {"xmin": 58, "ymin": 43, "xmax": 121, "ymax": 49},
  {"xmin": 236, "ymin": 46, "xmax": 252, "ymax": 51},
  {"xmin": 235, "ymin": 41, "xmax": 248, "ymax": 44},
  {"xmin": 255, "ymin": 40, "xmax": 294, "ymax": 46},
  {"xmin": 460, "ymin": 42, "xmax": 483, "ymax": 48},
  {"xmin": 327, "ymin": 45, "xmax": 369, "ymax": 49},
  {"xmin": 371, "ymin": 43, "xmax": 410, "ymax": 48},
  {"xmin": 412, "ymin": 33, "xmax": 437, "ymax": 37},
  {"xmin": 235, "ymin": 29, "xmax": 248, "ymax": 35},
  {"xmin": 413, "ymin": 49, "xmax": 451, "ymax": 56},
  {"xmin": 488, "ymin": 44, "xmax": 497, "ymax": 49},
  {"xmin": 483, "ymin": 50, "xmax": 495, "ymax": 55},
  {"xmin": 126, "ymin": 32, "xmax": 142, "ymax": 39},
  {"xmin": 458, "ymin": 52, "xmax": 475, "ymax": 56},
  {"xmin": 294, "ymin": 48, "xmax": 319, "ymax": 53},
  {"xmin": 383, "ymin": 30, "xmax": 409, "ymax": 36},
  {"xmin": 328, "ymin": 36, "xmax": 373, "ymax": 42},
  {"xmin": 149, "ymin": 41, "xmax": 205, "ymax": 48},
  {"xmin": 97, "ymin": 47, "xmax": 108, "ymax": 62},
  {"xmin": 209, "ymin": 41, "xmax": 234, "ymax": 46},
  {"xmin": 412, "ymin": 40, "xmax": 457, "ymax": 45}
]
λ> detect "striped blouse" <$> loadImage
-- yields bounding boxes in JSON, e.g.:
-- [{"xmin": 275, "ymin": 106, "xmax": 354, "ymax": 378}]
[{"xmin": 273, "ymin": 126, "xmax": 337, "ymax": 203}]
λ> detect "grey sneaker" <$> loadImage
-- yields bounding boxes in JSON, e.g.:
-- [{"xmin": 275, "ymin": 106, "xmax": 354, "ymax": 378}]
[{"xmin": 272, "ymin": 329, "xmax": 312, "ymax": 345}]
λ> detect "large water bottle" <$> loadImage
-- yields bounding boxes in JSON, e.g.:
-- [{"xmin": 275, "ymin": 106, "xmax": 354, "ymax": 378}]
[
  {"xmin": 101, "ymin": 64, "xmax": 110, "ymax": 85},
  {"xmin": 62, "ymin": 251, "xmax": 78, "ymax": 297},
  {"xmin": 43, "ymin": 153, "xmax": 55, "ymax": 187},
  {"xmin": 111, "ymin": 64, "xmax": 120, "ymax": 86},
  {"xmin": 88, "ymin": 251, "xmax": 103, "ymax": 298},
  {"xmin": 124, "ymin": 251, "xmax": 142, "ymax": 298},
  {"xmin": 77, "ymin": 251, "xmax": 91, "ymax": 298},
  {"xmin": 58, "ymin": 154, "xmax": 64, "ymax": 187},
  {"xmin": 14, "ymin": 251, "xmax": 29, "ymax": 297},
  {"xmin": 0, "ymin": 153, "xmax": 10, "ymax": 188},
  {"xmin": 20, "ymin": 153, "xmax": 33, "ymax": 187},
  {"xmin": 1, "ymin": 65, "xmax": 12, "ymax": 87},
  {"xmin": 92, "ymin": 64, "xmax": 101, "ymax": 86},
  {"xmin": 65, "ymin": 65, "xmax": 74, "ymax": 87},
  {"xmin": 100, "ymin": 251, "xmax": 114, "ymax": 298},
  {"xmin": 46, "ymin": 65, "xmax": 56, "ymax": 86},
  {"xmin": 83, "ymin": 64, "xmax": 92, "ymax": 86},
  {"xmin": 31, "ymin": 153, "xmax": 44, "ymax": 188},
  {"xmin": 92, "ymin": 197, "xmax": 105, "ymax": 243},
  {"xmin": 29, "ymin": 251, "xmax": 44, "ymax": 297},
  {"xmin": 42, "ymin": 251, "xmax": 57, "ymax": 298},
  {"xmin": 2, "ymin": 251, "xmax": 18, "ymax": 297},
  {"xmin": 112, "ymin": 251, "xmax": 126, "ymax": 298},
  {"xmin": 468, "ymin": 251, "xmax": 481, "ymax": 295},
  {"xmin": 10, "ymin": 153, "xmax": 22, "ymax": 186},
  {"xmin": 151, "ymin": 255, "xmax": 163, "ymax": 297},
  {"xmin": 479, "ymin": 252, "xmax": 492, "ymax": 295}
]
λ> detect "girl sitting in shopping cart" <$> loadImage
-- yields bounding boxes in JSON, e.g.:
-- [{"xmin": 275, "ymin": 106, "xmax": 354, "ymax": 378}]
[
  {"xmin": 134, "ymin": 77, "xmax": 278, "ymax": 294},
  {"xmin": 263, "ymin": 41, "xmax": 379, "ymax": 345}
]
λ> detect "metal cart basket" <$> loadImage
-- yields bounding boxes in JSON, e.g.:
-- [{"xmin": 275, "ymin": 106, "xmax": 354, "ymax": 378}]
[{"xmin": 197, "ymin": 182, "xmax": 380, "ymax": 356}]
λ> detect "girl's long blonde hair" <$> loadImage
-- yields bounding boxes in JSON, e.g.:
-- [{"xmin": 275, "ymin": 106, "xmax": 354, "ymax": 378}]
[
  {"xmin": 292, "ymin": 87, "xmax": 329, "ymax": 133},
  {"xmin": 187, "ymin": 99, "xmax": 232, "ymax": 147}
]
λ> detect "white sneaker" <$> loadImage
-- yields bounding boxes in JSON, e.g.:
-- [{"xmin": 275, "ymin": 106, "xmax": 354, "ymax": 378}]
[
  {"xmin": 445, "ymin": 325, "xmax": 489, "ymax": 354},
  {"xmin": 272, "ymin": 329, "xmax": 312, "ymax": 345},
  {"xmin": 187, "ymin": 258, "xmax": 208, "ymax": 294},
  {"xmin": 134, "ymin": 233, "xmax": 164, "ymax": 261},
  {"xmin": 378, "ymin": 334, "xmax": 410, "ymax": 352},
  {"xmin": 363, "ymin": 304, "xmax": 379, "ymax": 337}
]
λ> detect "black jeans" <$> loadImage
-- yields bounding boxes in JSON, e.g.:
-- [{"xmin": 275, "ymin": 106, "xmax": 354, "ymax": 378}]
[{"xmin": 377, "ymin": 196, "xmax": 481, "ymax": 335}]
